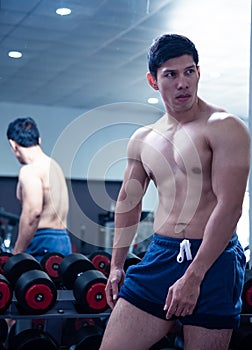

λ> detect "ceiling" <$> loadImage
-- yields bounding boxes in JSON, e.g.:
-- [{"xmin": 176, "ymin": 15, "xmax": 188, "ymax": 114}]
[{"xmin": 0, "ymin": 0, "xmax": 251, "ymax": 121}]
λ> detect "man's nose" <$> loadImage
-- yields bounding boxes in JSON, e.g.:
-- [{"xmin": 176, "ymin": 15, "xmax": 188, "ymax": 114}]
[{"xmin": 177, "ymin": 74, "xmax": 188, "ymax": 89}]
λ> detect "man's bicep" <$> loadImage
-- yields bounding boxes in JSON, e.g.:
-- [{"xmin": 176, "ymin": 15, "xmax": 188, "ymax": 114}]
[
  {"xmin": 19, "ymin": 171, "xmax": 43, "ymax": 212},
  {"xmin": 211, "ymin": 118, "xmax": 250, "ymax": 203},
  {"xmin": 118, "ymin": 159, "xmax": 149, "ymax": 204}
]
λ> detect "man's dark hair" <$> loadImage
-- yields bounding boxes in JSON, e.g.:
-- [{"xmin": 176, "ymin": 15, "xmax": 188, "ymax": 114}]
[
  {"xmin": 7, "ymin": 117, "xmax": 40, "ymax": 147},
  {"xmin": 148, "ymin": 34, "xmax": 199, "ymax": 79}
]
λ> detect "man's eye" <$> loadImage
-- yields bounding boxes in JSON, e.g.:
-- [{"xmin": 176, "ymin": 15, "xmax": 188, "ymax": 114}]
[
  {"xmin": 166, "ymin": 72, "xmax": 176, "ymax": 78},
  {"xmin": 185, "ymin": 69, "xmax": 194, "ymax": 75}
]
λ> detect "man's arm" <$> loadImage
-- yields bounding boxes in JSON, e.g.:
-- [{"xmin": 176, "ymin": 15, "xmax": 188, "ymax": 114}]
[
  {"xmin": 164, "ymin": 116, "xmax": 250, "ymax": 318},
  {"xmin": 13, "ymin": 166, "xmax": 43, "ymax": 254},
  {"xmin": 105, "ymin": 131, "xmax": 150, "ymax": 308}
]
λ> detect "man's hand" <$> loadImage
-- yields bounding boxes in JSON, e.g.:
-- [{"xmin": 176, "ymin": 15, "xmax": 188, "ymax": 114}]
[
  {"xmin": 105, "ymin": 268, "xmax": 125, "ymax": 309},
  {"xmin": 163, "ymin": 274, "xmax": 200, "ymax": 319}
]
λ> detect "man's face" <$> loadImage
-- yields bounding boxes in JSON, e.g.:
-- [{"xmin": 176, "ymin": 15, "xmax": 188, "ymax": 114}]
[{"xmin": 155, "ymin": 54, "xmax": 200, "ymax": 113}]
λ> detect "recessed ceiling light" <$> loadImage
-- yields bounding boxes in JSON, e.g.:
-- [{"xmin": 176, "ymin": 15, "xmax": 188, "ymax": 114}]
[
  {"xmin": 56, "ymin": 8, "xmax": 72, "ymax": 16},
  {"xmin": 147, "ymin": 97, "xmax": 159, "ymax": 104},
  {"xmin": 8, "ymin": 51, "xmax": 22, "ymax": 59}
]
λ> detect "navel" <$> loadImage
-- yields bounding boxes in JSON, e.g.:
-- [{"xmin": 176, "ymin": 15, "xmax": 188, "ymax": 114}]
[
  {"xmin": 191, "ymin": 167, "xmax": 202, "ymax": 174},
  {"xmin": 175, "ymin": 223, "xmax": 187, "ymax": 235}
]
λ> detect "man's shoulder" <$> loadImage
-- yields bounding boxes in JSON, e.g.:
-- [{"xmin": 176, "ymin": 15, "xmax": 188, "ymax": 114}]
[
  {"xmin": 19, "ymin": 162, "xmax": 43, "ymax": 180},
  {"xmin": 19, "ymin": 163, "xmax": 32, "ymax": 175},
  {"xmin": 130, "ymin": 124, "xmax": 153, "ymax": 141},
  {"xmin": 207, "ymin": 111, "xmax": 247, "ymax": 129},
  {"xmin": 205, "ymin": 111, "xmax": 249, "ymax": 146}
]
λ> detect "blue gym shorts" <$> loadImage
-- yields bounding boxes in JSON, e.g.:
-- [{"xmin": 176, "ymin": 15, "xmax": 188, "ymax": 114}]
[
  {"xmin": 118, "ymin": 233, "xmax": 246, "ymax": 329},
  {"xmin": 26, "ymin": 228, "xmax": 72, "ymax": 261}
]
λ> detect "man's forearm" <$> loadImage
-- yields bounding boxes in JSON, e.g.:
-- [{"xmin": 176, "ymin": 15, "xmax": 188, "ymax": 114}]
[
  {"xmin": 110, "ymin": 246, "xmax": 130, "ymax": 270},
  {"xmin": 13, "ymin": 214, "xmax": 39, "ymax": 253},
  {"xmin": 111, "ymin": 195, "xmax": 142, "ymax": 269},
  {"xmin": 185, "ymin": 203, "xmax": 242, "ymax": 282}
]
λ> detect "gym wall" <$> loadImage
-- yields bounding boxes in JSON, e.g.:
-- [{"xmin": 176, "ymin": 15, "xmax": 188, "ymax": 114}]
[{"xmin": 0, "ymin": 176, "xmax": 122, "ymax": 253}]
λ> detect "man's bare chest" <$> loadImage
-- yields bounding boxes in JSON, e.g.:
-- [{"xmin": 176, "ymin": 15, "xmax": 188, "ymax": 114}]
[{"xmin": 140, "ymin": 127, "xmax": 211, "ymax": 179}]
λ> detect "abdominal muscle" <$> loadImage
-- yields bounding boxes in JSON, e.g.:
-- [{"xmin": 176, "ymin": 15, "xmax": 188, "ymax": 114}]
[{"xmin": 153, "ymin": 186, "xmax": 217, "ymax": 239}]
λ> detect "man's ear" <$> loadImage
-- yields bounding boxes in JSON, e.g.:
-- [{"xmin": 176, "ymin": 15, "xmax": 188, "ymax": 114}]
[
  {"xmin": 9, "ymin": 139, "xmax": 17, "ymax": 150},
  {"xmin": 197, "ymin": 66, "xmax": 200, "ymax": 77},
  {"xmin": 38, "ymin": 137, "xmax": 42, "ymax": 145},
  {"xmin": 146, "ymin": 72, "xmax": 159, "ymax": 90}
]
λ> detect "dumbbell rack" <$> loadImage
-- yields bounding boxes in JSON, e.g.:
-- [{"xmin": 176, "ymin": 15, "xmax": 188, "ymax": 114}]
[
  {"xmin": 3, "ymin": 300, "xmax": 252, "ymax": 350},
  {"xmin": 2, "ymin": 289, "xmax": 111, "ymax": 346}
]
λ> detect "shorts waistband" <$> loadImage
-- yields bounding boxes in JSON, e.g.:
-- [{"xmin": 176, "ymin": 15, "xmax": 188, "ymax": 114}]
[
  {"xmin": 36, "ymin": 228, "xmax": 68, "ymax": 236},
  {"xmin": 153, "ymin": 233, "xmax": 238, "ymax": 249}
]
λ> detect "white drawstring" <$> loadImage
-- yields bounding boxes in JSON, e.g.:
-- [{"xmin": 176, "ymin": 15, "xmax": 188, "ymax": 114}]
[{"xmin": 177, "ymin": 239, "xmax": 192, "ymax": 263}]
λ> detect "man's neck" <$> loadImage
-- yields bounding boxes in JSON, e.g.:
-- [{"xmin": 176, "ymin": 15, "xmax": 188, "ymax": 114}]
[
  {"xmin": 166, "ymin": 97, "xmax": 203, "ymax": 125},
  {"xmin": 23, "ymin": 145, "xmax": 45, "ymax": 164}
]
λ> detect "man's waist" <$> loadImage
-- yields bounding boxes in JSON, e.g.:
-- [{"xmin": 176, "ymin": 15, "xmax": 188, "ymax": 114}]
[{"xmin": 36, "ymin": 228, "xmax": 68, "ymax": 236}]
